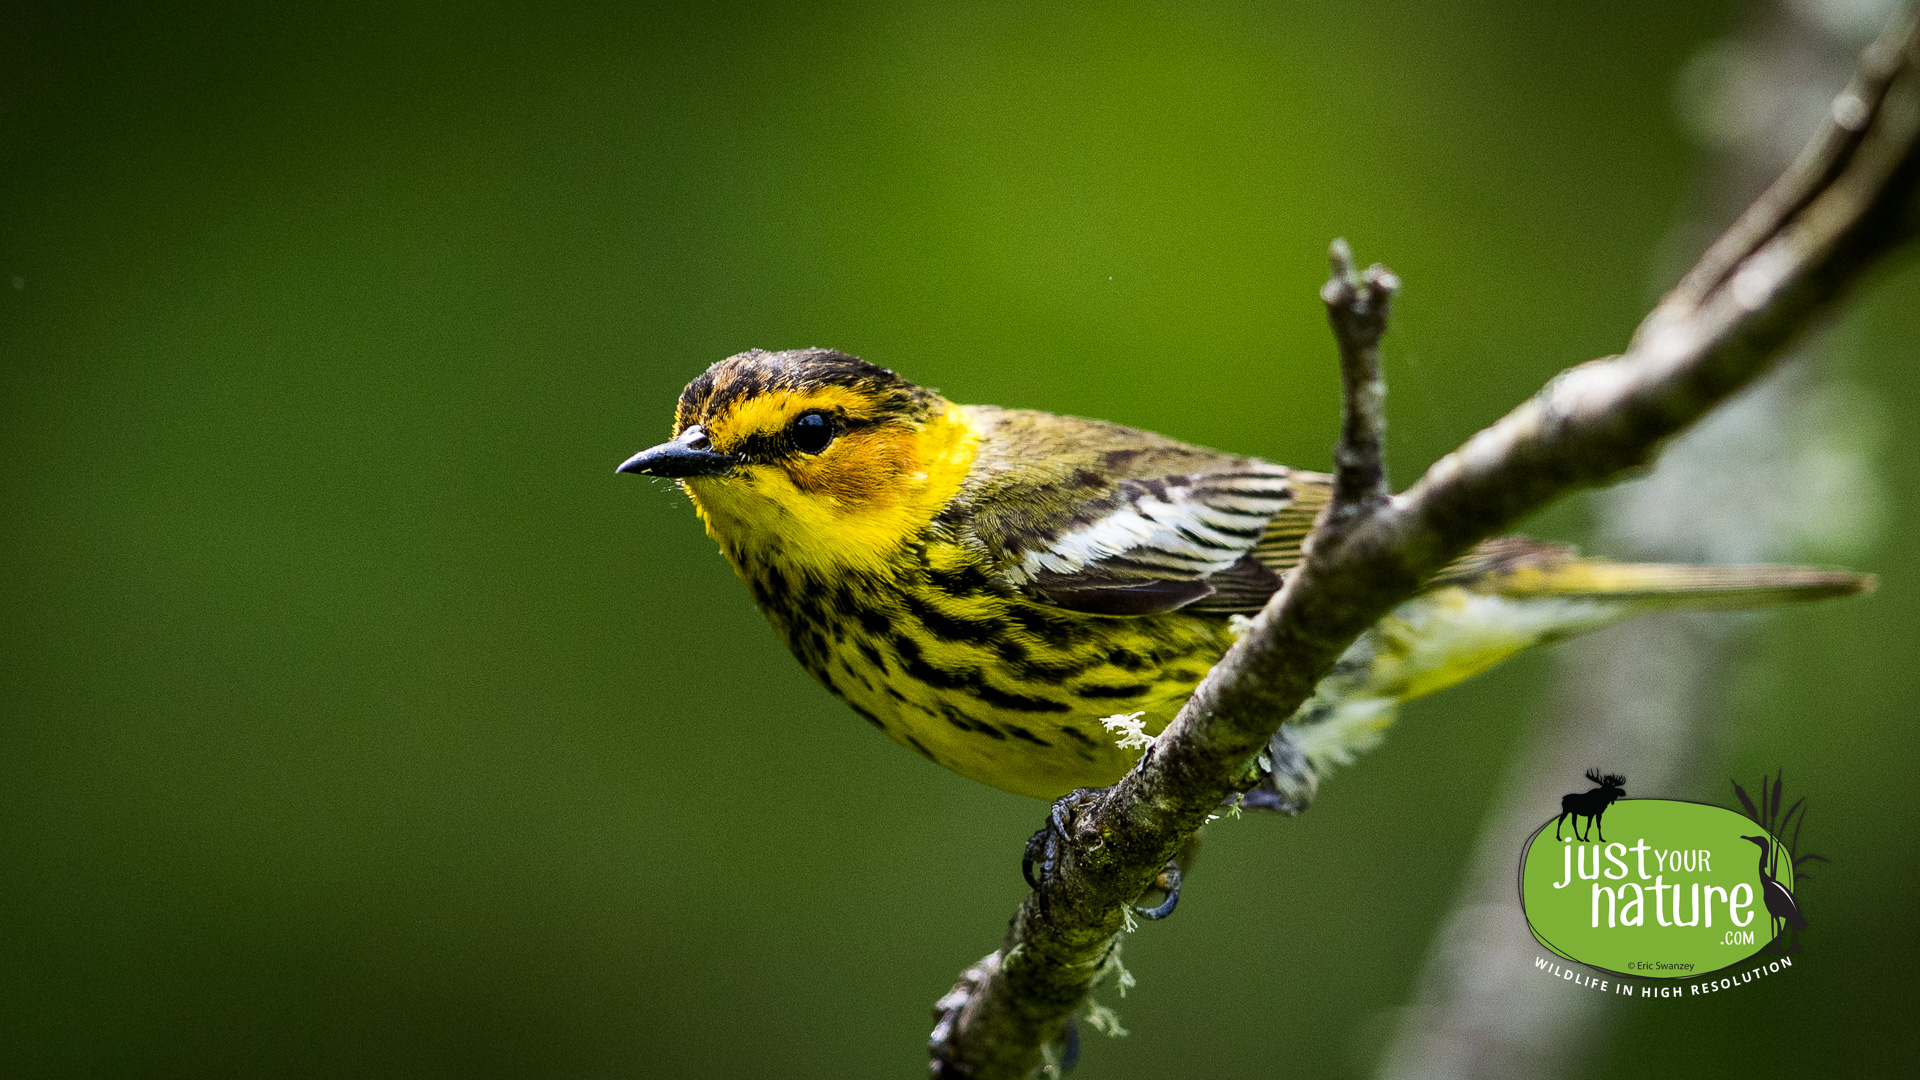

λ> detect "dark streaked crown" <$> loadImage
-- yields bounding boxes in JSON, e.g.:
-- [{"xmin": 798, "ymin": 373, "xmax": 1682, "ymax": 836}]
[{"xmin": 675, "ymin": 348, "xmax": 940, "ymax": 430}]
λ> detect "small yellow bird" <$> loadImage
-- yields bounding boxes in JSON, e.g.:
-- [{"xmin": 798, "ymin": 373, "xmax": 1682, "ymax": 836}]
[{"xmin": 618, "ymin": 348, "xmax": 1869, "ymax": 802}]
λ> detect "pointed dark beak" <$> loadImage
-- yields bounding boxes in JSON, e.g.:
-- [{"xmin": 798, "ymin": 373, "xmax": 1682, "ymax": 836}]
[{"xmin": 615, "ymin": 424, "xmax": 737, "ymax": 478}]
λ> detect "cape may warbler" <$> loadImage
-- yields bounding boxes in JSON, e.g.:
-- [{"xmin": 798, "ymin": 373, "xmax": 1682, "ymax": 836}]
[{"xmin": 618, "ymin": 348, "xmax": 1869, "ymax": 801}]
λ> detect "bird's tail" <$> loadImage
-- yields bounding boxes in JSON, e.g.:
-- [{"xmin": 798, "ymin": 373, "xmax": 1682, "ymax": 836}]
[
  {"xmin": 1276, "ymin": 537, "xmax": 1870, "ymax": 804},
  {"xmin": 1440, "ymin": 537, "xmax": 1874, "ymax": 611}
]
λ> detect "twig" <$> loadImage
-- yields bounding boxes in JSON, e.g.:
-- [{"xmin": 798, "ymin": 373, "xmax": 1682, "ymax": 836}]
[
  {"xmin": 929, "ymin": 12, "xmax": 1920, "ymax": 1078},
  {"xmin": 1322, "ymin": 238, "xmax": 1400, "ymax": 522}
]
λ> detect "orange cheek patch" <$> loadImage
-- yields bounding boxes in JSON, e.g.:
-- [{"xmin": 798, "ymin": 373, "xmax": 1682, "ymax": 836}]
[{"xmin": 784, "ymin": 428, "xmax": 918, "ymax": 511}]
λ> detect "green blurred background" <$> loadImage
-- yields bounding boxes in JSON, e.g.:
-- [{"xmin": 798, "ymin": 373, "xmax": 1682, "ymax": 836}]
[{"xmin": 3, "ymin": 1, "xmax": 1915, "ymax": 1076}]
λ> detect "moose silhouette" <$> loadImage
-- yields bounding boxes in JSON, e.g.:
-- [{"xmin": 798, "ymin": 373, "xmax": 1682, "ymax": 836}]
[{"xmin": 1555, "ymin": 769, "xmax": 1626, "ymax": 842}]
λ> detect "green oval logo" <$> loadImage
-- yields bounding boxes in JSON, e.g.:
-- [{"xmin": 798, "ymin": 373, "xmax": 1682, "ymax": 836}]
[{"xmin": 1520, "ymin": 799, "xmax": 1798, "ymax": 978}]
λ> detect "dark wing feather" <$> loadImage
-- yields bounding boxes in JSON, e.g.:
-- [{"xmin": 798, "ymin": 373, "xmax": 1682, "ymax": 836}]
[
  {"xmin": 1031, "ymin": 577, "xmax": 1219, "ymax": 616},
  {"xmin": 950, "ymin": 406, "xmax": 1330, "ymax": 616}
]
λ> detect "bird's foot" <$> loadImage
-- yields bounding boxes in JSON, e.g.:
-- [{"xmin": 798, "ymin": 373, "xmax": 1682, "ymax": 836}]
[
  {"xmin": 1023, "ymin": 788, "xmax": 1106, "ymax": 915},
  {"xmin": 1133, "ymin": 860, "xmax": 1182, "ymax": 920},
  {"xmin": 1234, "ymin": 786, "xmax": 1303, "ymax": 814},
  {"xmin": 1023, "ymin": 791, "xmax": 1186, "ymax": 922},
  {"xmin": 1234, "ymin": 725, "xmax": 1319, "ymax": 814}
]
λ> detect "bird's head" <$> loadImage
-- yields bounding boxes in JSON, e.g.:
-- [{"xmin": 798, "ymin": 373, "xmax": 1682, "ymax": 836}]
[
  {"xmin": 617, "ymin": 348, "xmax": 979, "ymax": 574},
  {"xmin": 1740, "ymin": 834, "xmax": 1771, "ymax": 851}
]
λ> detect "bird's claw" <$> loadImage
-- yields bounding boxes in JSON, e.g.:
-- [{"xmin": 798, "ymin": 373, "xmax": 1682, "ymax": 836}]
[
  {"xmin": 1235, "ymin": 726, "xmax": 1317, "ymax": 814},
  {"xmin": 1022, "ymin": 788, "xmax": 1105, "ymax": 915},
  {"xmin": 1023, "ymin": 791, "xmax": 1187, "ymax": 922},
  {"xmin": 1132, "ymin": 860, "xmax": 1182, "ymax": 920}
]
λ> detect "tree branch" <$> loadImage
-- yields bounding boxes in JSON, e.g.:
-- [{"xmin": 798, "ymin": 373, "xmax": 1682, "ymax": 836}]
[{"xmin": 930, "ymin": 11, "xmax": 1920, "ymax": 1078}]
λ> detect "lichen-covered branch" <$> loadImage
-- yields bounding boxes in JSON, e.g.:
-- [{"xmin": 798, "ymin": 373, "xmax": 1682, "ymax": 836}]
[{"xmin": 930, "ymin": 12, "xmax": 1920, "ymax": 1078}]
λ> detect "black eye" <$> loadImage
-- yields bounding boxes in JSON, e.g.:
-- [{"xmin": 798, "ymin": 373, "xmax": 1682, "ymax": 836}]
[{"xmin": 790, "ymin": 410, "xmax": 834, "ymax": 454}]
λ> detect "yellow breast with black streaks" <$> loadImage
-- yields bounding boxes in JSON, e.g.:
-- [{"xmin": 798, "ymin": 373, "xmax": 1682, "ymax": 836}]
[{"xmin": 731, "ymin": 538, "xmax": 1236, "ymax": 798}]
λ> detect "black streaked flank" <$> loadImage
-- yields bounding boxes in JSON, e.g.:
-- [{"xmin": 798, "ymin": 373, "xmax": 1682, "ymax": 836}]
[
  {"xmin": 1077, "ymin": 682, "xmax": 1153, "ymax": 699},
  {"xmin": 970, "ymin": 681, "xmax": 1071, "ymax": 714},
  {"xmin": 887, "ymin": 633, "xmax": 1072, "ymax": 712},
  {"xmin": 854, "ymin": 604, "xmax": 892, "ymax": 636},
  {"xmin": 1010, "ymin": 654, "xmax": 1100, "ymax": 685},
  {"xmin": 901, "ymin": 591, "xmax": 1001, "ymax": 645},
  {"xmin": 904, "ymin": 735, "xmax": 938, "ymax": 762},
  {"xmin": 887, "ymin": 634, "xmax": 966, "ymax": 689},
  {"xmin": 837, "ymin": 657, "xmax": 874, "ymax": 691},
  {"xmin": 1006, "ymin": 603, "xmax": 1092, "ymax": 644},
  {"xmin": 762, "ymin": 562, "xmax": 790, "ymax": 601},
  {"xmin": 1059, "ymin": 726, "xmax": 1100, "ymax": 748},
  {"xmin": 942, "ymin": 706, "xmax": 1007, "ymax": 740},
  {"xmin": 926, "ymin": 560, "xmax": 996, "ymax": 596}
]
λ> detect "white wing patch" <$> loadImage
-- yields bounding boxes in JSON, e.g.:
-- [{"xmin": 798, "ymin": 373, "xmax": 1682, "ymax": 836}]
[{"xmin": 1005, "ymin": 470, "xmax": 1295, "ymax": 587}]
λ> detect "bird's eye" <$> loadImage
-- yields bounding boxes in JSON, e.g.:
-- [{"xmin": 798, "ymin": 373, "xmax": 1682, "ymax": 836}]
[{"xmin": 789, "ymin": 410, "xmax": 834, "ymax": 454}]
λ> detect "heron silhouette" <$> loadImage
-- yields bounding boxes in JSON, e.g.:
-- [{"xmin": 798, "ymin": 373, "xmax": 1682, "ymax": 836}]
[{"xmin": 1741, "ymin": 834, "xmax": 1808, "ymax": 948}]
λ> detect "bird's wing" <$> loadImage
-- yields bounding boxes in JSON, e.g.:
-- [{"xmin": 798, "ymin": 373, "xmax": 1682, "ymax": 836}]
[
  {"xmin": 947, "ymin": 409, "xmax": 1870, "ymax": 620},
  {"xmin": 951, "ymin": 406, "xmax": 1330, "ymax": 616}
]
